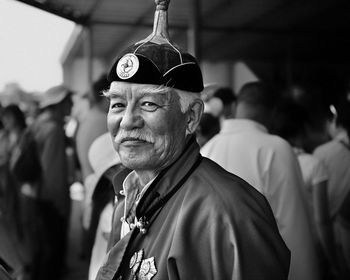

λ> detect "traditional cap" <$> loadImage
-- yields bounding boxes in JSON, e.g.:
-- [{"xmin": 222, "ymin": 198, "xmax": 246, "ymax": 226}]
[
  {"xmin": 39, "ymin": 85, "xmax": 71, "ymax": 109},
  {"xmin": 107, "ymin": 0, "xmax": 204, "ymax": 93}
]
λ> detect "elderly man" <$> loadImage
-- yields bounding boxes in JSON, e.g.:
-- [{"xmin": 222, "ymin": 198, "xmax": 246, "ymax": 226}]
[{"xmin": 96, "ymin": 1, "xmax": 290, "ymax": 279}]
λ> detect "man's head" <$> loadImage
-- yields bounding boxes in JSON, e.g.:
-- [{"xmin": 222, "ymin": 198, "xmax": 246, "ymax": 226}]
[
  {"xmin": 105, "ymin": 82, "xmax": 203, "ymax": 173},
  {"xmin": 196, "ymin": 113, "xmax": 220, "ymax": 147},
  {"xmin": 212, "ymin": 87, "xmax": 236, "ymax": 119},
  {"xmin": 2, "ymin": 104, "xmax": 27, "ymax": 131},
  {"xmin": 236, "ymin": 81, "xmax": 279, "ymax": 128},
  {"xmin": 104, "ymin": 0, "xmax": 204, "ymax": 174}
]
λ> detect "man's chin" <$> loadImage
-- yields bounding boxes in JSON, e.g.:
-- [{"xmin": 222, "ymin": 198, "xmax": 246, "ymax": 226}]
[
  {"xmin": 122, "ymin": 163, "xmax": 150, "ymax": 172},
  {"xmin": 120, "ymin": 156, "xmax": 151, "ymax": 171}
]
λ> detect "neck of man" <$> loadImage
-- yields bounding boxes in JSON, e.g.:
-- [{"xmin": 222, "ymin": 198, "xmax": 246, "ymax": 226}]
[
  {"xmin": 133, "ymin": 135, "xmax": 193, "ymax": 187},
  {"xmin": 235, "ymin": 102, "xmax": 269, "ymax": 127},
  {"xmin": 134, "ymin": 170, "xmax": 159, "ymax": 187}
]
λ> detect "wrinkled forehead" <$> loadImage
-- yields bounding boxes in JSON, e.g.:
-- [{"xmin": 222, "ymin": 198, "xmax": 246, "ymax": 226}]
[{"xmin": 108, "ymin": 81, "xmax": 175, "ymax": 100}]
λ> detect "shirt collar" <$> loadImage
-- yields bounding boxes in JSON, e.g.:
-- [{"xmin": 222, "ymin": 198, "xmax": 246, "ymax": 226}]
[
  {"xmin": 122, "ymin": 171, "xmax": 157, "ymax": 201},
  {"xmin": 220, "ymin": 119, "xmax": 268, "ymax": 134},
  {"xmin": 122, "ymin": 171, "xmax": 157, "ymax": 223},
  {"xmin": 334, "ymin": 130, "xmax": 349, "ymax": 145},
  {"xmin": 293, "ymin": 146, "xmax": 305, "ymax": 155}
]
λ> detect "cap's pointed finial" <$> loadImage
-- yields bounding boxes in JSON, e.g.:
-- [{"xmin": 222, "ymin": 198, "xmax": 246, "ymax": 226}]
[{"xmin": 136, "ymin": 0, "xmax": 172, "ymax": 45}]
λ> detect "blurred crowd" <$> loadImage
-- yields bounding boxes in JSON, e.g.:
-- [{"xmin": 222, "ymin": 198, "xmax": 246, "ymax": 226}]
[{"xmin": 0, "ymin": 77, "xmax": 350, "ymax": 280}]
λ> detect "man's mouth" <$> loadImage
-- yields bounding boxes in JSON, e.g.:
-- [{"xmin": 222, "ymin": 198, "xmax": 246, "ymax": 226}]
[{"xmin": 120, "ymin": 137, "xmax": 149, "ymax": 144}]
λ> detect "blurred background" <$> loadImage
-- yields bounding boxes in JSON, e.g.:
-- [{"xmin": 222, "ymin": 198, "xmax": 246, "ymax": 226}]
[{"xmin": 2, "ymin": 0, "xmax": 350, "ymax": 103}]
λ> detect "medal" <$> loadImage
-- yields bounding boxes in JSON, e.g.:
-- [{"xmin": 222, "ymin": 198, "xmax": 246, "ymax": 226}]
[
  {"xmin": 138, "ymin": 257, "xmax": 157, "ymax": 280},
  {"xmin": 129, "ymin": 249, "xmax": 144, "ymax": 275},
  {"xmin": 128, "ymin": 249, "xmax": 157, "ymax": 280}
]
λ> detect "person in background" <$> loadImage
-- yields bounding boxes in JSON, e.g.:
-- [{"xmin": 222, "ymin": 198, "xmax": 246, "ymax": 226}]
[
  {"xmin": 285, "ymin": 84, "xmax": 332, "ymax": 153},
  {"xmin": 0, "ymin": 104, "xmax": 27, "ymax": 222},
  {"xmin": 75, "ymin": 74, "xmax": 110, "ymax": 183},
  {"xmin": 270, "ymin": 97, "xmax": 337, "ymax": 279},
  {"xmin": 201, "ymin": 81, "xmax": 321, "ymax": 280},
  {"xmin": 30, "ymin": 85, "xmax": 73, "ymax": 280},
  {"xmin": 74, "ymin": 74, "xmax": 110, "ymax": 260},
  {"xmin": 96, "ymin": 1, "xmax": 290, "ymax": 279},
  {"xmin": 199, "ymin": 87, "xmax": 236, "ymax": 147},
  {"xmin": 84, "ymin": 132, "xmax": 119, "ymax": 266},
  {"xmin": 195, "ymin": 112, "xmax": 220, "ymax": 147},
  {"xmin": 204, "ymin": 86, "xmax": 236, "ymax": 122},
  {"xmin": 85, "ymin": 132, "xmax": 128, "ymax": 280},
  {"xmin": 314, "ymin": 99, "xmax": 350, "ymax": 280},
  {"xmin": 0, "ymin": 104, "xmax": 28, "ymax": 280},
  {"xmin": 24, "ymin": 98, "xmax": 40, "ymax": 126}
]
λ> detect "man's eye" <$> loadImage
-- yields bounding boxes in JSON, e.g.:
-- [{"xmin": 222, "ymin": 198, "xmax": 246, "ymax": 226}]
[
  {"xmin": 110, "ymin": 102, "xmax": 125, "ymax": 110},
  {"xmin": 141, "ymin": 102, "xmax": 159, "ymax": 112}
]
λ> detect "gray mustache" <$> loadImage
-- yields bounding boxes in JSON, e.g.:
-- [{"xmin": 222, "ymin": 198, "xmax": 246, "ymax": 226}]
[{"xmin": 114, "ymin": 130, "xmax": 155, "ymax": 144}]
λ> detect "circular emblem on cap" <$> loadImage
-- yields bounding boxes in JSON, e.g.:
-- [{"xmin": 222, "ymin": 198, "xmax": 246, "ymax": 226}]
[{"xmin": 116, "ymin": 53, "xmax": 139, "ymax": 80}]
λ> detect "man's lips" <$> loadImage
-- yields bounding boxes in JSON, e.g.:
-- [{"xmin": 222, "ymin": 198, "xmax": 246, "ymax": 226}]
[{"xmin": 120, "ymin": 137, "xmax": 151, "ymax": 145}]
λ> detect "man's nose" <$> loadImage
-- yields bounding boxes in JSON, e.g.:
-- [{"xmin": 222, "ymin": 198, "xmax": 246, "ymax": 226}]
[{"xmin": 119, "ymin": 106, "xmax": 143, "ymax": 130}]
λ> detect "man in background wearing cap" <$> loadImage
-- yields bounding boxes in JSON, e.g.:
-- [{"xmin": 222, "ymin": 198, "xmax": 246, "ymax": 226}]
[
  {"xmin": 30, "ymin": 85, "xmax": 73, "ymax": 280},
  {"xmin": 96, "ymin": 1, "xmax": 290, "ymax": 279}
]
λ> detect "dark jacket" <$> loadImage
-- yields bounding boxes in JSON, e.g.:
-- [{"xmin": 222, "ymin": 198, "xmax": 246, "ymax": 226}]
[{"xmin": 97, "ymin": 138, "xmax": 290, "ymax": 280}]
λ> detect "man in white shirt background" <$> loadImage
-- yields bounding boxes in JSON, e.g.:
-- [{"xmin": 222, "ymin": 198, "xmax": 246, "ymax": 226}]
[{"xmin": 201, "ymin": 81, "xmax": 321, "ymax": 280}]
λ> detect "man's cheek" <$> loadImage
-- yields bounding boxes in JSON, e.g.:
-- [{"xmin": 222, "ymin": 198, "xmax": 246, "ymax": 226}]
[{"xmin": 107, "ymin": 115, "xmax": 120, "ymax": 136}]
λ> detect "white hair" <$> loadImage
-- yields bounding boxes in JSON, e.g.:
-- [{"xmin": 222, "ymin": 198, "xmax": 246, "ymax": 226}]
[{"xmin": 175, "ymin": 88, "xmax": 201, "ymax": 113}]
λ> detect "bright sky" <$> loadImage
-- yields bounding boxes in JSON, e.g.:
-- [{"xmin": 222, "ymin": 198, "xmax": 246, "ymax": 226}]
[{"xmin": 0, "ymin": 0, "xmax": 76, "ymax": 92}]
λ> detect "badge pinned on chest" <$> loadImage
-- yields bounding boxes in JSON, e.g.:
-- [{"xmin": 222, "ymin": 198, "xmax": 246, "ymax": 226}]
[
  {"xmin": 129, "ymin": 249, "xmax": 157, "ymax": 280},
  {"xmin": 138, "ymin": 257, "xmax": 157, "ymax": 280},
  {"xmin": 116, "ymin": 53, "xmax": 139, "ymax": 80}
]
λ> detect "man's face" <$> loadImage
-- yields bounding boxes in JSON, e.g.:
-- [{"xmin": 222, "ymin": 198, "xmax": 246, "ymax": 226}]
[{"xmin": 107, "ymin": 82, "xmax": 188, "ymax": 172}]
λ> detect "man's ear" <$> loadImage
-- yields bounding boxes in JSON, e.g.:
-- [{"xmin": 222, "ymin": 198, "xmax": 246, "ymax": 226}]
[{"xmin": 186, "ymin": 99, "xmax": 204, "ymax": 134}]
